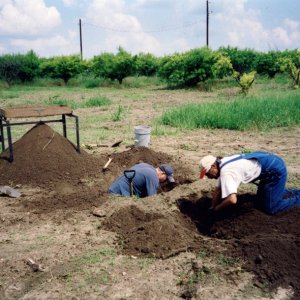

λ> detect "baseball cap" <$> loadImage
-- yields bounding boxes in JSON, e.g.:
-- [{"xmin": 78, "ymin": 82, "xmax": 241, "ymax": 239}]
[
  {"xmin": 199, "ymin": 155, "xmax": 216, "ymax": 179},
  {"xmin": 159, "ymin": 164, "xmax": 175, "ymax": 182}
]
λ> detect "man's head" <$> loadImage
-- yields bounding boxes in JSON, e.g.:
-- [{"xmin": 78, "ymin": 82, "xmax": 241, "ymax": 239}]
[
  {"xmin": 199, "ymin": 155, "xmax": 219, "ymax": 179},
  {"xmin": 157, "ymin": 164, "xmax": 175, "ymax": 183}
]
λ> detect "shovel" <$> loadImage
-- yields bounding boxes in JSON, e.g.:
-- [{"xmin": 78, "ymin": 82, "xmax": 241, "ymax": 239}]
[{"xmin": 124, "ymin": 170, "xmax": 136, "ymax": 197}]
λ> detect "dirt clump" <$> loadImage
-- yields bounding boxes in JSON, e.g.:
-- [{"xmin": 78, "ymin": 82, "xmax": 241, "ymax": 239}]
[
  {"xmin": 102, "ymin": 204, "xmax": 202, "ymax": 259},
  {"xmin": 177, "ymin": 194, "xmax": 300, "ymax": 299}
]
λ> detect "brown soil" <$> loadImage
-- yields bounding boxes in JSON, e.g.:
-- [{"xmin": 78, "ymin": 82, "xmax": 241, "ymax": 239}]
[
  {"xmin": 102, "ymin": 205, "xmax": 201, "ymax": 259},
  {"xmin": 0, "ymin": 120, "xmax": 299, "ymax": 299},
  {"xmin": 177, "ymin": 194, "xmax": 300, "ymax": 298}
]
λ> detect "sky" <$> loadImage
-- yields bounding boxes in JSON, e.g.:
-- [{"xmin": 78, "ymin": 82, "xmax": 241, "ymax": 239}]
[{"xmin": 0, "ymin": 0, "xmax": 299, "ymax": 59}]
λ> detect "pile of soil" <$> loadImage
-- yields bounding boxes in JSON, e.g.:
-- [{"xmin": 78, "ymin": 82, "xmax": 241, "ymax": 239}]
[
  {"xmin": 177, "ymin": 194, "xmax": 300, "ymax": 298},
  {"xmin": 102, "ymin": 204, "xmax": 201, "ymax": 259},
  {"xmin": 0, "ymin": 123, "xmax": 104, "ymax": 187}
]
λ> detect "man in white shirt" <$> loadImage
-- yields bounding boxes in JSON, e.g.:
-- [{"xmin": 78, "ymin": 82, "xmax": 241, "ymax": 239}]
[{"xmin": 199, "ymin": 151, "xmax": 300, "ymax": 215}]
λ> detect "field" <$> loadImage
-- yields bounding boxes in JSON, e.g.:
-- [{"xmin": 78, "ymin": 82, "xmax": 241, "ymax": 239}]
[{"xmin": 0, "ymin": 77, "xmax": 299, "ymax": 300}]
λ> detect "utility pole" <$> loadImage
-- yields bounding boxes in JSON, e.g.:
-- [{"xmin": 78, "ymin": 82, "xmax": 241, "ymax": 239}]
[
  {"xmin": 206, "ymin": 0, "xmax": 209, "ymax": 47},
  {"xmin": 79, "ymin": 18, "xmax": 83, "ymax": 60}
]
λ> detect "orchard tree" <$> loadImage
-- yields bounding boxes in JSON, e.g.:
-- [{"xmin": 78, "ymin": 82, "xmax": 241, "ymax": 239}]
[
  {"xmin": 212, "ymin": 53, "xmax": 233, "ymax": 78},
  {"xmin": 213, "ymin": 53, "xmax": 256, "ymax": 95},
  {"xmin": 233, "ymin": 71, "xmax": 256, "ymax": 95},
  {"xmin": 18, "ymin": 50, "xmax": 40, "ymax": 82},
  {"xmin": 158, "ymin": 53, "xmax": 186, "ymax": 87},
  {"xmin": 255, "ymin": 51, "xmax": 281, "ymax": 78},
  {"xmin": 92, "ymin": 47, "xmax": 135, "ymax": 84},
  {"xmin": 134, "ymin": 53, "xmax": 159, "ymax": 76},
  {"xmin": 278, "ymin": 51, "xmax": 300, "ymax": 89},
  {"xmin": 158, "ymin": 47, "xmax": 216, "ymax": 87},
  {"xmin": 218, "ymin": 46, "xmax": 258, "ymax": 74},
  {"xmin": 40, "ymin": 55, "xmax": 83, "ymax": 85},
  {"xmin": 0, "ymin": 54, "xmax": 22, "ymax": 86}
]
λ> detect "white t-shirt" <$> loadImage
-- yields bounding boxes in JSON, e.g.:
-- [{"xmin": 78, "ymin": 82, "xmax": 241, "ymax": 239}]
[{"xmin": 216, "ymin": 155, "xmax": 262, "ymax": 199}]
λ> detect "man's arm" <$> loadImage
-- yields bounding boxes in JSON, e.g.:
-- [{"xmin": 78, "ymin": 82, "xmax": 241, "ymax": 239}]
[
  {"xmin": 211, "ymin": 187, "xmax": 222, "ymax": 208},
  {"xmin": 214, "ymin": 193, "xmax": 237, "ymax": 211}
]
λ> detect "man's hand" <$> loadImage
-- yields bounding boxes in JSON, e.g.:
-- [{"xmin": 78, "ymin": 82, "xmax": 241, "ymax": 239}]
[{"xmin": 215, "ymin": 193, "xmax": 237, "ymax": 211}]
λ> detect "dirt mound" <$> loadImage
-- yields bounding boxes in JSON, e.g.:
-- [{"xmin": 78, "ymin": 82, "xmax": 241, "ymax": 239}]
[
  {"xmin": 177, "ymin": 194, "xmax": 300, "ymax": 298},
  {"xmin": 102, "ymin": 205, "xmax": 201, "ymax": 259},
  {"xmin": 0, "ymin": 123, "xmax": 104, "ymax": 187}
]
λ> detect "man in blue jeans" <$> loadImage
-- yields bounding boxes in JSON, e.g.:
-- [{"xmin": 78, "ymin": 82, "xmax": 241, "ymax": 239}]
[
  {"xmin": 199, "ymin": 151, "xmax": 300, "ymax": 215},
  {"xmin": 108, "ymin": 163, "xmax": 175, "ymax": 198}
]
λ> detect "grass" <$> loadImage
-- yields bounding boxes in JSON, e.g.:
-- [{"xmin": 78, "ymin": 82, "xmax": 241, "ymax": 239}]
[
  {"xmin": 150, "ymin": 123, "xmax": 179, "ymax": 137},
  {"xmin": 111, "ymin": 104, "xmax": 125, "ymax": 121},
  {"xmin": 217, "ymin": 254, "xmax": 240, "ymax": 267},
  {"xmin": 0, "ymin": 92, "xmax": 19, "ymax": 99},
  {"xmin": 62, "ymin": 248, "xmax": 117, "ymax": 294},
  {"xmin": 84, "ymin": 96, "xmax": 111, "ymax": 107},
  {"xmin": 46, "ymin": 96, "xmax": 111, "ymax": 109},
  {"xmin": 122, "ymin": 76, "xmax": 162, "ymax": 88},
  {"xmin": 160, "ymin": 91, "xmax": 300, "ymax": 131},
  {"xmin": 78, "ymin": 248, "xmax": 117, "ymax": 267},
  {"xmin": 138, "ymin": 257, "xmax": 155, "ymax": 270}
]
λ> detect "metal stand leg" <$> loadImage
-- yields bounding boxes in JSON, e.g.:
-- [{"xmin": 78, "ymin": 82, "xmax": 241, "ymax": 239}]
[
  {"xmin": 6, "ymin": 120, "xmax": 13, "ymax": 162},
  {"xmin": 75, "ymin": 115, "xmax": 80, "ymax": 153},
  {"xmin": 0, "ymin": 118, "xmax": 5, "ymax": 151},
  {"xmin": 62, "ymin": 114, "xmax": 67, "ymax": 138}
]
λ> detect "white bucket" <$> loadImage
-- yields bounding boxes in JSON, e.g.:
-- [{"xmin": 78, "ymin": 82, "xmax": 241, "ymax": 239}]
[{"xmin": 134, "ymin": 125, "xmax": 151, "ymax": 147}]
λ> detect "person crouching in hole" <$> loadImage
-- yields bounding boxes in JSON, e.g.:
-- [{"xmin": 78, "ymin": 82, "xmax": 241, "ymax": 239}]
[
  {"xmin": 108, "ymin": 163, "xmax": 175, "ymax": 198},
  {"xmin": 199, "ymin": 151, "xmax": 300, "ymax": 216}
]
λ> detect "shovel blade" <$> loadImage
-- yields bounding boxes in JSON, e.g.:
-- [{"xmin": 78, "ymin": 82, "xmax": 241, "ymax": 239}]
[{"xmin": 0, "ymin": 186, "xmax": 21, "ymax": 198}]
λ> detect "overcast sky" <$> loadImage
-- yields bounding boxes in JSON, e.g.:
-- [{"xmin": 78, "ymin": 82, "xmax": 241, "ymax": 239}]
[{"xmin": 0, "ymin": 0, "xmax": 299, "ymax": 59}]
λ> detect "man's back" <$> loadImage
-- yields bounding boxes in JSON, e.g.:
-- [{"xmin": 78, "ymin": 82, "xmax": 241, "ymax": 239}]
[{"xmin": 108, "ymin": 163, "xmax": 159, "ymax": 197}]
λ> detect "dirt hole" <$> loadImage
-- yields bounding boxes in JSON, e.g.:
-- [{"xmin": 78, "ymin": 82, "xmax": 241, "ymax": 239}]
[{"xmin": 177, "ymin": 193, "xmax": 300, "ymax": 298}]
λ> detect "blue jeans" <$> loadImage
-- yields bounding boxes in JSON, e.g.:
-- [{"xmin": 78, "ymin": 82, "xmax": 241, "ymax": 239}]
[
  {"xmin": 222, "ymin": 152, "xmax": 300, "ymax": 214},
  {"xmin": 256, "ymin": 157, "xmax": 300, "ymax": 214}
]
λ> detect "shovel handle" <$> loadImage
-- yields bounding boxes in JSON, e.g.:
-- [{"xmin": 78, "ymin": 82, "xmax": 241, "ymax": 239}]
[
  {"xmin": 124, "ymin": 170, "xmax": 136, "ymax": 196},
  {"xmin": 124, "ymin": 170, "xmax": 136, "ymax": 180}
]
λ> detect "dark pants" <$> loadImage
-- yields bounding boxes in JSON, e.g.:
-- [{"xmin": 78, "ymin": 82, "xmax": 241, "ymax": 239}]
[
  {"xmin": 222, "ymin": 152, "xmax": 300, "ymax": 215},
  {"xmin": 257, "ymin": 156, "xmax": 300, "ymax": 214}
]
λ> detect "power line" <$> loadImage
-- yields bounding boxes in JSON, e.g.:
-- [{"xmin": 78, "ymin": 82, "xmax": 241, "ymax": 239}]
[{"xmin": 82, "ymin": 20, "xmax": 201, "ymax": 34}]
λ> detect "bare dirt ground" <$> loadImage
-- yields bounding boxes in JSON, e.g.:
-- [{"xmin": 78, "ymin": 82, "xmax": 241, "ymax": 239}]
[{"xmin": 0, "ymin": 88, "xmax": 299, "ymax": 300}]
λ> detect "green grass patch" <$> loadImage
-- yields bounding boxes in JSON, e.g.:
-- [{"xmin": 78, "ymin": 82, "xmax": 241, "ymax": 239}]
[
  {"xmin": 84, "ymin": 97, "xmax": 111, "ymax": 107},
  {"xmin": 122, "ymin": 76, "xmax": 162, "ymax": 88},
  {"xmin": 150, "ymin": 123, "xmax": 179, "ymax": 137},
  {"xmin": 111, "ymin": 105, "xmax": 126, "ymax": 121},
  {"xmin": 46, "ymin": 98, "xmax": 79, "ymax": 109},
  {"xmin": 160, "ymin": 93, "xmax": 300, "ymax": 131},
  {"xmin": 0, "ymin": 92, "xmax": 19, "ymax": 99},
  {"xmin": 78, "ymin": 248, "xmax": 117, "ymax": 267},
  {"xmin": 46, "ymin": 96, "xmax": 111, "ymax": 109},
  {"xmin": 84, "ymin": 77, "xmax": 102, "ymax": 88}
]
